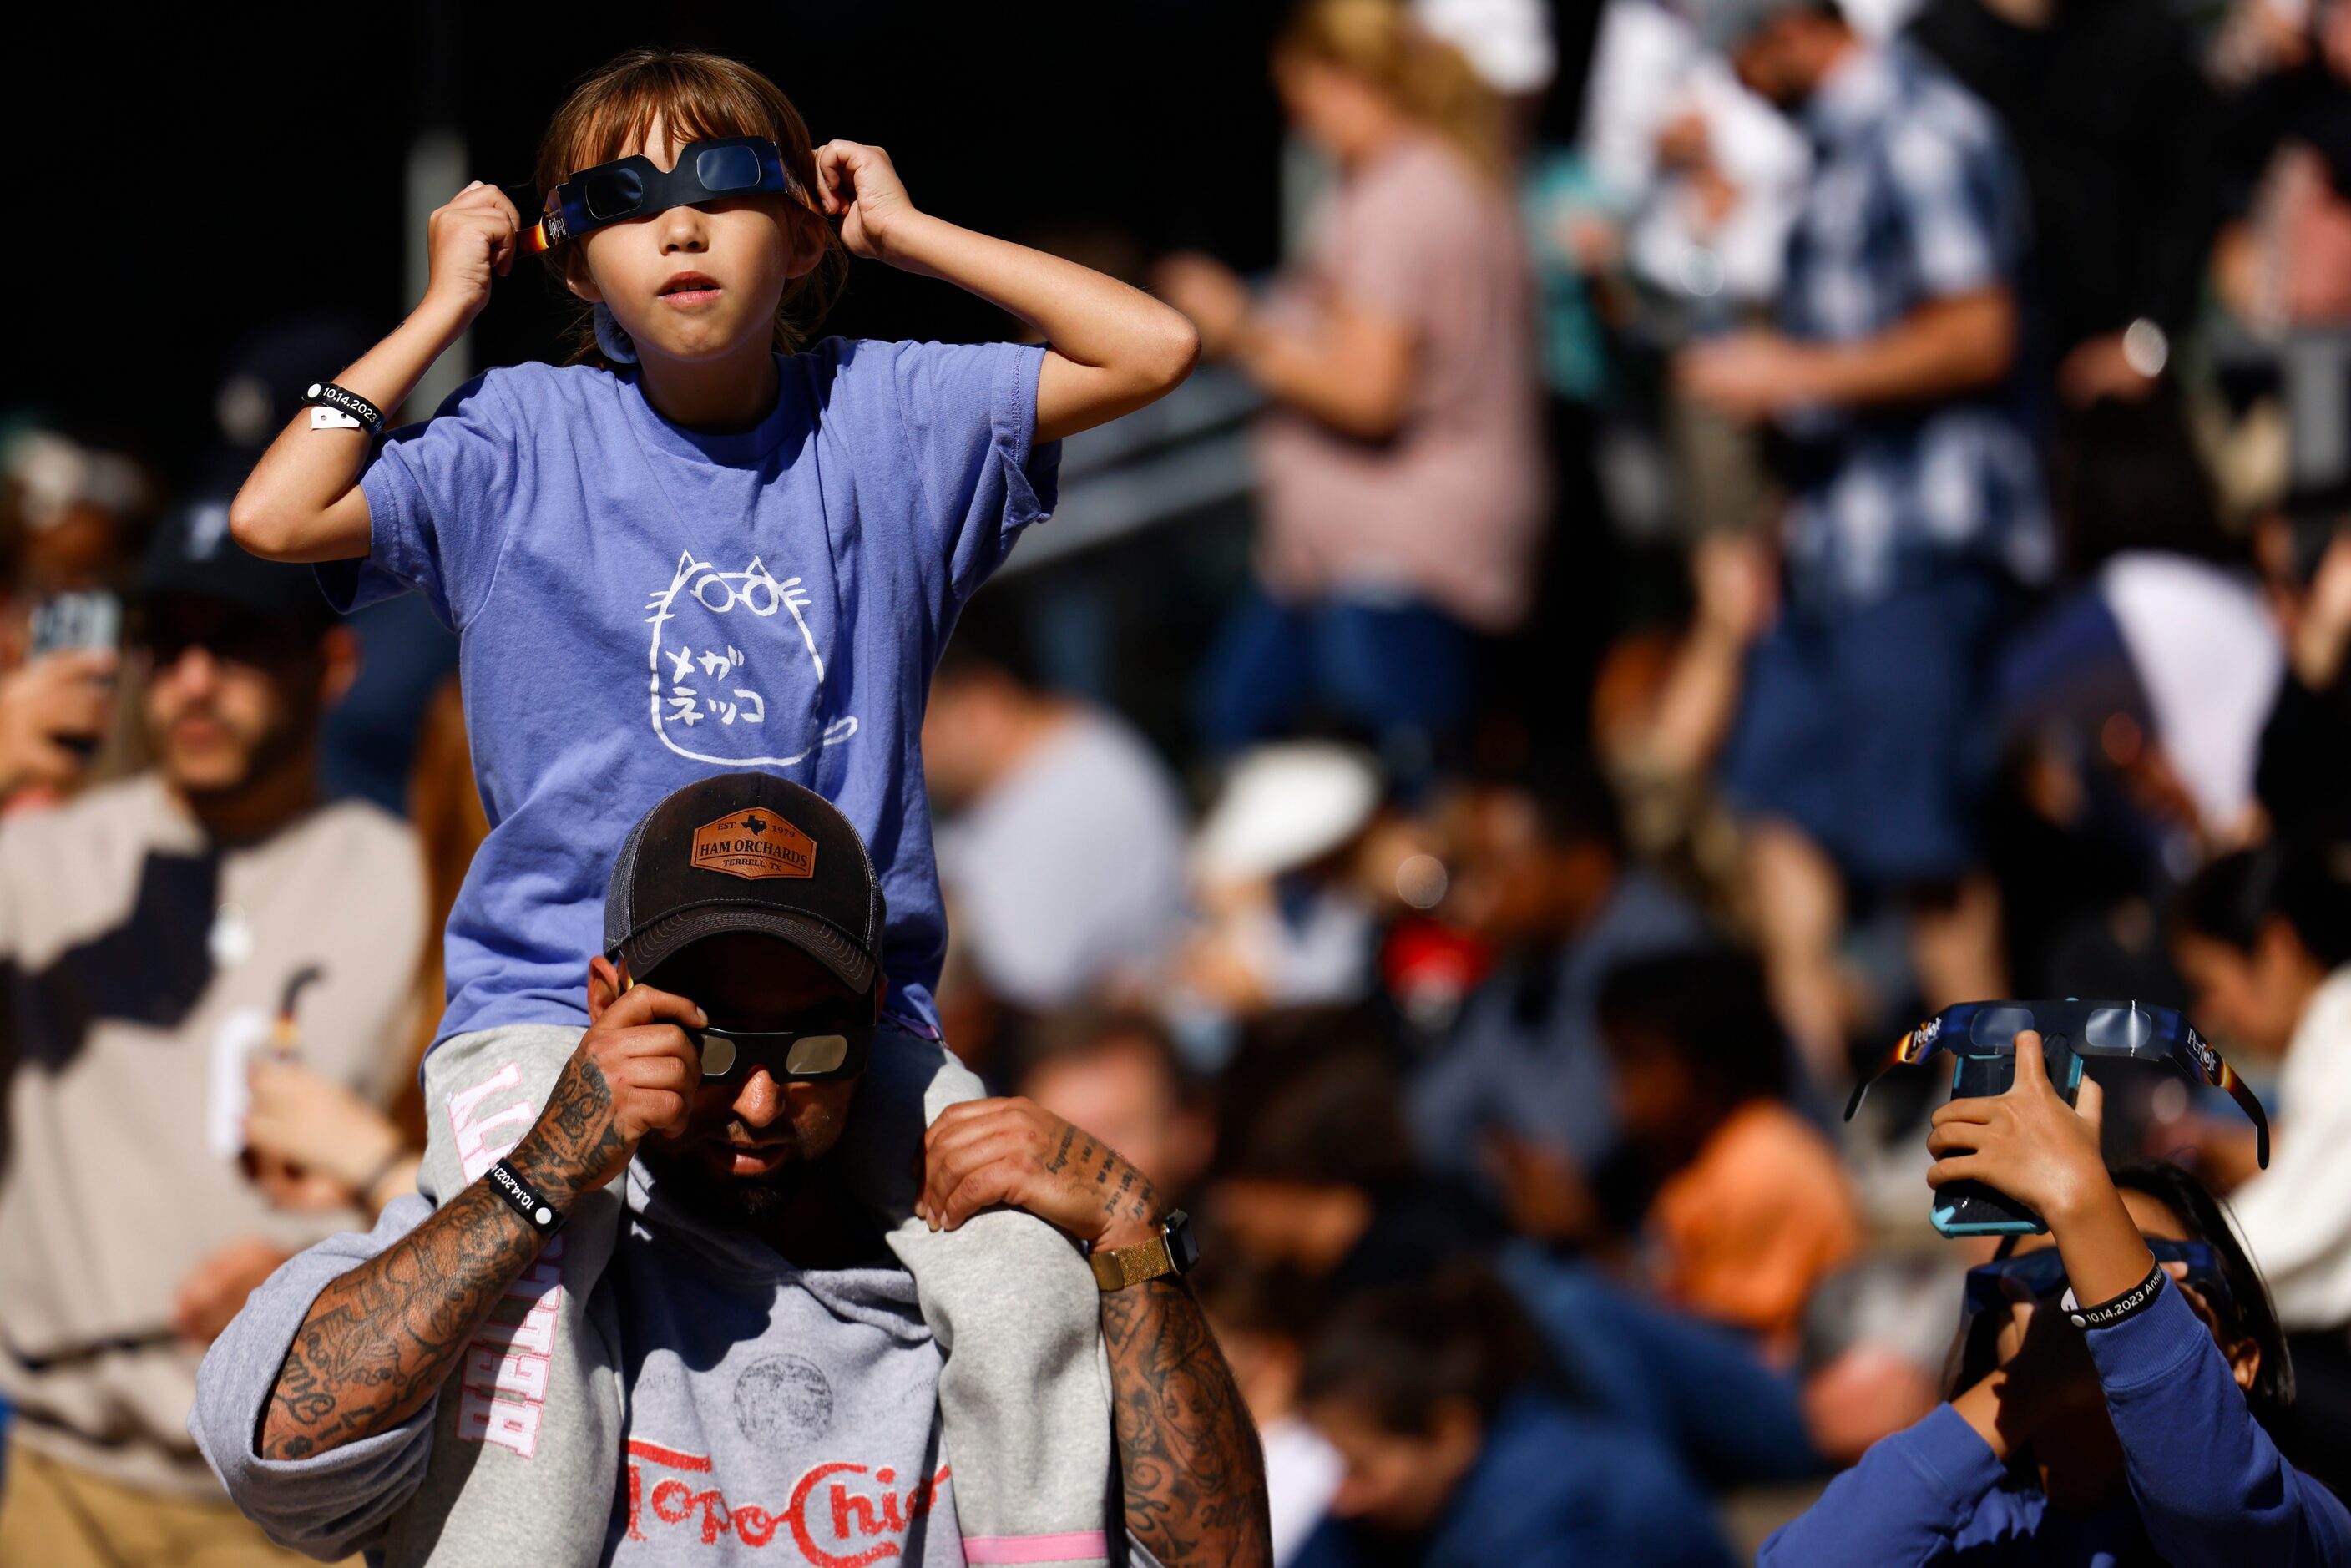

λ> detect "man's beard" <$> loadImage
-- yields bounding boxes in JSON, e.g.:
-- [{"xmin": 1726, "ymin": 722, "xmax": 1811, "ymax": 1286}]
[{"xmin": 640, "ymin": 1142, "xmax": 808, "ymax": 1225}]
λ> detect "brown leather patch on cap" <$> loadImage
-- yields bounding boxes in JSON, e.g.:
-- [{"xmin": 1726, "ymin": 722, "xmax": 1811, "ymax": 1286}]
[{"xmin": 690, "ymin": 809, "xmax": 815, "ymax": 881}]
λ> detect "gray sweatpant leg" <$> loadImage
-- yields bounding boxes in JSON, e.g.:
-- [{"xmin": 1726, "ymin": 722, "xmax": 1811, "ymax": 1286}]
[
  {"xmin": 837, "ymin": 1026, "xmax": 1115, "ymax": 1567},
  {"xmin": 387, "ymin": 1023, "xmax": 1112, "ymax": 1567},
  {"xmin": 387, "ymin": 1024, "xmax": 620, "ymax": 1568}
]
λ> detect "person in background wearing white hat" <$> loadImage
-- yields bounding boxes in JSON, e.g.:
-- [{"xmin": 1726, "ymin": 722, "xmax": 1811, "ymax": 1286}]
[{"xmin": 1176, "ymin": 743, "xmax": 1424, "ymax": 1026}]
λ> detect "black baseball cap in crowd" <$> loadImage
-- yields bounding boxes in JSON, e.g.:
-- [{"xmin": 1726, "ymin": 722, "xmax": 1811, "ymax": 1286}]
[
  {"xmin": 134, "ymin": 496, "xmax": 340, "ymax": 630},
  {"xmin": 604, "ymin": 772, "xmax": 887, "ymax": 999}
]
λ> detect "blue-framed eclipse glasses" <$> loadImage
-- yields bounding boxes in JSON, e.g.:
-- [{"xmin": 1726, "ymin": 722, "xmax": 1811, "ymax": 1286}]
[
  {"xmin": 1964, "ymin": 1239, "xmax": 2233, "ymax": 1323},
  {"xmin": 1845, "ymin": 999, "xmax": 2270, "ymax": 1169},
  {"xmin": 525, "ymin": 136, "xmax": 804, "ymax": 254}
]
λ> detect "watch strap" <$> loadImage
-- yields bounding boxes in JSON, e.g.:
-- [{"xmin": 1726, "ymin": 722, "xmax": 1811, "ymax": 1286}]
[{"xmin": 1090, "ymin": 1232, "xmax": 1176, "ymax": 1292}]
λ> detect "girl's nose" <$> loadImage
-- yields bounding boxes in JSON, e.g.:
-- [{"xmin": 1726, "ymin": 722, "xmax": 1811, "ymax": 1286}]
[{"xmin": 659, "ymin": 205, "xmax": 709, "ymax": 254}]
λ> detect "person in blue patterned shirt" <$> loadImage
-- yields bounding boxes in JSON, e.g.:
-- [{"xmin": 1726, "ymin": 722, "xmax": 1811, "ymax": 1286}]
[{"xmin": 1677, "ymin": 0, "xmax": 2050, "ymax": 1077}]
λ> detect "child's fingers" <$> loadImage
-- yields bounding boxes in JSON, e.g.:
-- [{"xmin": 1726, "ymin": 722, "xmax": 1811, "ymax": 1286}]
[
  {"xmin": 814, "ymin": 141, "xmax": 850, "ymax": 213},
  {"xmin": 2010, "ymin": 1029, "xmax": 2047, "ymax": 1095},
  {"xmin": 1929, "ymin": 1096, "xmax": 1996, "ymax": 1127},
  {"xmin": 2075, "ymin": 1069, "xmax": 2105, "ymax": 1130},
  {"xmin": 1926, "ymin": 1153, "xmax": 1988, "ymax": 1188},
  {"xmin": 1924, "ymin": 1120, "xmax": 1990, "ymax": 1156}
]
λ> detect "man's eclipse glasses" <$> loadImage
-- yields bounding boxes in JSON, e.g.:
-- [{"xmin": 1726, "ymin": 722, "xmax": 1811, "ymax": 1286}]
[
  {"xmin": 526, "ymin": 136, "xmax": 804, "ymax": 254},
  {"xmin": 690, "ymin": 1020, "xmax": 872, "ymax": 1085},
  {"xmin": 1844, "ymin": 998, "xmax": 2270, "ymax": 1168}
]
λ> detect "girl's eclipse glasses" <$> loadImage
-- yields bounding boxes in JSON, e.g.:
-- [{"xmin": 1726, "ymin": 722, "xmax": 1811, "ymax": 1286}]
[
  {"xmin": 1845, "ymin": 998, "xmax": 2270, "ymax": 1169},
  {"xmin": 1965, "ymin": 1239, "xmax": 2235, "ymax": 1323},
  {"xmin": 525, "ymin": 136, "xmax": 805, "ymax": 254}
]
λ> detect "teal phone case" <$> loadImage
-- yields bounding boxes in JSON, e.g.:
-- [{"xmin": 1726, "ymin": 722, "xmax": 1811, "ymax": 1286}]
[{"xmin": 1929, "ymin": 1048, "xmax": 2085, "ymax": 1237}]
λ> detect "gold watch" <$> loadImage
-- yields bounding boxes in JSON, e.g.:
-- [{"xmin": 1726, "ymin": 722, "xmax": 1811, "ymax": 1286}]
[{"xmin": 1086, "ymin": 1210, "xmax": 1199, "ymax": 1292}]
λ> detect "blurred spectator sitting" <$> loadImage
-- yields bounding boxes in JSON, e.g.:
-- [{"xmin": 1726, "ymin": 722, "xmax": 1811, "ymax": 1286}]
[
  {"xmin": 1177, "ymin": 742, "xmax": 1425, "ymax": 1024},
  {"xmin": 1157, "ymin": 0, "xmax": 1546, "ymax": 771},
  {"xmin": 1409, "ymin": 755, "xmax": 1707, "ymax": 1177},
  {"xmin": 924, "ymin": 591, "xmax": 1188, "ymax": 1014},
  {"xmin": 1014, "ymin": 1008, "xmax": 1216, "ymax": 1205},
  {"xmin": 1908, "ymin": 0, "xmax": 2220, "ymax": 412},
  {"xmin": 1214, "ymin": 1010, "xmax": 1500, "ymax": 1294},
  {"xmin": 1492, "ymin": 950, "xmax": 1848, "ymax": 1489},
  {"xmin": 1597, "ymin": 949, "xmax": 1859, "ymax": 1344},
  {"xmin": 2168, "ymin": 842, "xmax": 2351, "ymax": 1492},
  {"xmin": 1290, "ymin": 1268, "xmax": 1736, "ymax": 1568},
  {"xmin": 2256, "ymin": 481, "xmax": 2351, "ymax": 845},
  {"xmin": 1681, "ymin": 0, "xmax": 2049, "ymax": 1078},
  {"xmin": 0, "ymin": 508, "xmax": 422, "ymax": 1562}
]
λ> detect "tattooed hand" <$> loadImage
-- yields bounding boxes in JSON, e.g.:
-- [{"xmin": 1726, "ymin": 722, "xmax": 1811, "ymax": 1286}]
[
  {"xmin": 528, "ymin": 956, "xmax": 709, "ymax": 1203},
  {"xmin": 916, "ymin": 1098, "xmax": 1163, "ymax": 1249}
]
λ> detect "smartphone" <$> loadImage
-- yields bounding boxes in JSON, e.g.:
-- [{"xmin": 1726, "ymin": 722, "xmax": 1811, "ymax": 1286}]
[
  {"xmin": 1932, "ymin": 1022, "xmax": 2084, "ymax": 1238},
  {"xmin": 28, "ymin": 590, "xmax": 122, "ymax": 662}
]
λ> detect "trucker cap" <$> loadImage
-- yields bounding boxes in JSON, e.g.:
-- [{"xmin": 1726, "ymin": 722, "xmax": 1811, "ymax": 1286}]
[
  {"xmin": 604, "ymin": 772, "xmax": 886, "ymax": 997},
  {"xmin": 134, "ymin": 497, "xmax": 340, "ymax": 630}
]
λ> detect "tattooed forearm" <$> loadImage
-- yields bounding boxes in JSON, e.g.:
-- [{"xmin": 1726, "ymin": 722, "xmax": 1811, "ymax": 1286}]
[
  {"xmin": 256, "ymin": 1181, "xmax": 540, "ymax": 1460},
  {"xmin": 253, "ymin": 1060, "xmax": 618, "ymax": 1462},
  {"xmin": 1102, "ymin": 1277, "xmax": 1272, "ymax": 1568}
]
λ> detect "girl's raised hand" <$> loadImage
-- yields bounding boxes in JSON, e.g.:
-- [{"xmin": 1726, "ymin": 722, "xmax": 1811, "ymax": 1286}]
[
  {"xmin": 422, "ymin": 181, "xmax": 522, "ymax": 330},
  {"xmin": 1925, "ymin": 1029, "xmax": 2113, "ymax": 1228},
  {"xmin": 814, "ymin": 140, "xmax": 918, "ymax": 262}
]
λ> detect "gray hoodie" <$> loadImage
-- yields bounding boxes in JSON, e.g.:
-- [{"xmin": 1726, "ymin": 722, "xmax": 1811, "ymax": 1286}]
[{"xmin": 190, "ymin": 1162, "xmax": 1153, "ymax": 1566}]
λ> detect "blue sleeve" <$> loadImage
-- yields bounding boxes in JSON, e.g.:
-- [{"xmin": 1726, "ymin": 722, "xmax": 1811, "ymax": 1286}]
[
  {"xmin": 886, "ymin": 340, "xmax": 1060, "ymax": 603},
  {"xmin": 1758, "ymin": 1404, "xmax": 2014, "ymax": 1567},
  {"xmin": 188, "ymin": 1196, "xmax": 438, "ymax": 1558},
  {"xmin": 2088, "ymin": 1281, "xmax": 2351, "ymax": 1567},
  {"xmin": 318, "ymin": 372, "xmax": 522, "ymax": 629},
  {"xmin": 1883, "ymin": 90, "xmax": 2013, "ymax": 300}
]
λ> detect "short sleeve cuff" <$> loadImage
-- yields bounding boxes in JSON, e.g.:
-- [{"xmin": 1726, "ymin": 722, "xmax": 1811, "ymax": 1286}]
[
  {"xmin": 323, "ymin": 450, "xmax": 447, "ymax": 621},
  {"xmin": 991, "ymin": 341, "xmax": 1060, "ymax": 535}
]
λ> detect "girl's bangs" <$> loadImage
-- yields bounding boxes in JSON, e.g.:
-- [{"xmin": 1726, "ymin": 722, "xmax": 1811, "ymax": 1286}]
[{"xmin": 554, "ymin": 74, "xmax": 784, "ymax": 181}]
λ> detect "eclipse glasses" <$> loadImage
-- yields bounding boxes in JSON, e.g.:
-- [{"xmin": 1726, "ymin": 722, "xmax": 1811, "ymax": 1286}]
[
  {"xmin": 1846, "ymin": 999, "xmax": 2271, "ymax": 1168},
  {"xmin": 690, "ymin": 1020, "xmax": 873, "ymax": 1085},
  {"xmin": 1965, "ymin": 1238, "xmax": 2234, "ymax": 1323},
  {"xmin": 525, "ymin": 136, "xmax": 803, "ymax": 254}
]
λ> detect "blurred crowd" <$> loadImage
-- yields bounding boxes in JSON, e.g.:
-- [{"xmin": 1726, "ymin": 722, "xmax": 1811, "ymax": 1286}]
[{"xmin": 12, "ymin": 0, "xmax": 2351, "ymax": 1561}]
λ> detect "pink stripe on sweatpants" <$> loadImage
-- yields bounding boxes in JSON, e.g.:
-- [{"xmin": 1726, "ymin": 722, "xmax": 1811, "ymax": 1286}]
[{"xmin": 959, "ymin": 1531, "xmax": 1111, "ymax": 1564}]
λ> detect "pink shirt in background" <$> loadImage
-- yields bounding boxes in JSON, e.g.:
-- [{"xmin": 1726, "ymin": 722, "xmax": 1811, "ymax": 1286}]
[{"xmin": 1253, "ymin": 131, "xmax": 1549, "ymax": 633}]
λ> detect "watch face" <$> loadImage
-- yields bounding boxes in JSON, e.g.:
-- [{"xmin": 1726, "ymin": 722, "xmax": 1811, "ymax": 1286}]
[{"xmin": 1164, "ymin": 1210, "xmax": 1200, "ymax": 1275}]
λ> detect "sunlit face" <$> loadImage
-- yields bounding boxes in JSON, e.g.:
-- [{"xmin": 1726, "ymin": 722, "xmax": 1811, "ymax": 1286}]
[
  {"xmin": 2173, "ymin": 930, "xmax": 2303, "ymax": 1058},
  {"xmin": 139, "ymin": 600, "xmax": 337, "ymax": 797},
  {"xmin": 1308, "ymin": 1398, "xmax": 1481, "ymax": 1533},
  {"xmin": 638, "ymin": 933, "xmax": 862, "ymax": 1216},
  {"xmin": 564, "ymin": 116, "xmax": 822, "ymax": 368}
]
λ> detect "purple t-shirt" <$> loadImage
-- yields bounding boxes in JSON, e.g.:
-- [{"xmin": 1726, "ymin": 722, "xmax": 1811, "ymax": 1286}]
[{"xmin": 328, "ymin": 340, "xmax": 1058, "ymax": 1041}]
